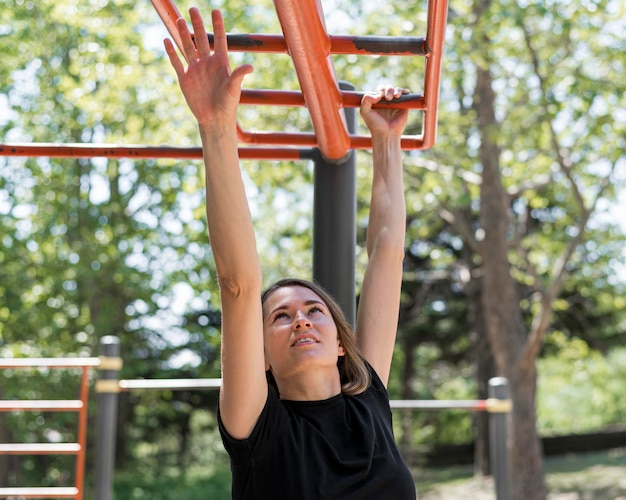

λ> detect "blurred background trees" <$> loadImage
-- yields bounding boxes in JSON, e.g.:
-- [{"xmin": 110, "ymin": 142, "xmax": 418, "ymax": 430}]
[{"xmin": 1, "ymin": 0, "xmax": 625, "ymax": 497}]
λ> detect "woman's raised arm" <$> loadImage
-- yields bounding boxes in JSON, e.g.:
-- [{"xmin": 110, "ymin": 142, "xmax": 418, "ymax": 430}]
[
  {"xmin": 354, "ymin": 86, "xmax": 409, "ymax": 386},
  {"xmin": 165, "ymin": 8, "xmax": 267, "ymax": 439}
]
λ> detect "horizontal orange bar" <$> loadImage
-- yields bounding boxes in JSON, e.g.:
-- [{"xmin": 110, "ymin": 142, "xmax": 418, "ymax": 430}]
[
  {"xmin": 0, "ymin": 143, "xmax": 315, "ymax": 161},
  {"xmin": 208, "ymin": 33, "xmax": 428, "ymax": 56},
  {"xmin": 240, "ymin": 90, "xmax": 425, "ymax": 109},
  {"xmin": 0, "ymin": 138, "xmax": 432, "ymax": 161}
]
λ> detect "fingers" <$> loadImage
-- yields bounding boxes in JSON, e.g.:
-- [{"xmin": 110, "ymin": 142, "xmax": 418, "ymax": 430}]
[
  {"xmin": 211, "ymin": 9, "xmax": 228, "ymax": 56},
  {"xmin": 376, "ymin": 85, "xmax": 410, "ymax": 101},
  {"xmin": 164, "ymin": 38, "xmax": 184, "ymax": 76},
  {"xmin": 177, "ymin": 16, "xmax": 197, "ymax": 62},
  {"xmin": 189, "ymin": 7, "xmax": 210, "ymax": 55},
  {"xmin": 172, "ymin": 7, "xmax": 216, "ymax": 64}
]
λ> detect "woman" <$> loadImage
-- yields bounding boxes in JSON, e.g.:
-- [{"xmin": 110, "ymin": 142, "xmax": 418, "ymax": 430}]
[{"xmin": 165, "ymin": 7, "xmax": 416, "ymax": 499}]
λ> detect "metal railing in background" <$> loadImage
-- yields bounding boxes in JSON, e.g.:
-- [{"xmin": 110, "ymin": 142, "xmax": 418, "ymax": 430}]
[
  {"xmin": 0, "ymin": 337, "xmax": 511, "ymax": 500},
  {"xmin": 93, "ymin": 337, "xmax": 511, "ymax": 500}
]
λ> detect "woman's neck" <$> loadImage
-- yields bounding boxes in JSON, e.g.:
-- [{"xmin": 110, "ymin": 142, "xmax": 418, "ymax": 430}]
[{"xmin": 274, "ymin": 366, "xmax": 342, "ymax": 401}]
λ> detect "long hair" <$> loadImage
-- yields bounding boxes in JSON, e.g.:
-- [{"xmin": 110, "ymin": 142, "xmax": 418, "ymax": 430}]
[{"xmin": 261, "ymin": 278, "xmax": 371, "ymax": 396}]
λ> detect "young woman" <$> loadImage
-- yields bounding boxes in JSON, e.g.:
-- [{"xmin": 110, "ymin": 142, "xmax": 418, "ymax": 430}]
[{"xmin": 165, "ymin": 7, "xmax": 416, "ymax": 499}]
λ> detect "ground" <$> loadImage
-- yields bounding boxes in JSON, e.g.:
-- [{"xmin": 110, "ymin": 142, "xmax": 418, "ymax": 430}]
[{"xmin": 415, "ymin": 448, "xmax": 626, "ymax": 500}]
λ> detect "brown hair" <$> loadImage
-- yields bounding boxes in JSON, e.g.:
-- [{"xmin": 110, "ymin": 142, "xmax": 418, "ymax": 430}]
[{"xmin": 261, "ymin": 278, "xmax": 371, "ymax": 396}]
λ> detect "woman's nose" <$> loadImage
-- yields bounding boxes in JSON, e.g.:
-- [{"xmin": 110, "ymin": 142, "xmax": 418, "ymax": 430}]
[{"xmin": 293, "ymin": 311, "xmax": 312, "ymax": 329}]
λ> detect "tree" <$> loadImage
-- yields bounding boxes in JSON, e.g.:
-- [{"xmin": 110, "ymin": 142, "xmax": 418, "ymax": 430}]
[{"xmin": 432, "ymin": 0, "xmax": 625, "ymax": 496}]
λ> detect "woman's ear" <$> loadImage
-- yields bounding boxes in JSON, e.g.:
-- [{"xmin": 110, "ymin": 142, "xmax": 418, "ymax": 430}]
[{"xmin": 337, "ymin": 342, "xmax": 345, "ymax": 357}]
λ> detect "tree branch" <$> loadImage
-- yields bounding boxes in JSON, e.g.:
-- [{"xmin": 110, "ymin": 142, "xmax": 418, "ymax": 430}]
[{"xmin": 519, "ymin": 19, "xmax": 618, "ymax": 369}]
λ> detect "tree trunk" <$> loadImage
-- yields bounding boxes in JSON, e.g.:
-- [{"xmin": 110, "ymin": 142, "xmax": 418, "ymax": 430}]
[
  {"xmin": 508, "ymin": 362, "xmax": 547, "ymax": 499},
  {"xmin": 475, "ymin": 61, "xmax": 547, "ymax": 499}
]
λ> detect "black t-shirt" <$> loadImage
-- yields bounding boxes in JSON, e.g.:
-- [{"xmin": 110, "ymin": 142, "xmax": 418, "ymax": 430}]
[{"xmin": 218, "ymin": 364, "xmax": 416, "ymax": 500}]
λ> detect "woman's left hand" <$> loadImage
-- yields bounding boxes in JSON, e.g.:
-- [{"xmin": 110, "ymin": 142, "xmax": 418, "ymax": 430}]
[{"xmin": 360, "ymin": 85, "xmax": 410, "ymax": 137}]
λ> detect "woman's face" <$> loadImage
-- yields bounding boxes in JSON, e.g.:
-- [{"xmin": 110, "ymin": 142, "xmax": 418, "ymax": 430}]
[{"xmin": 262, "ymin": 285, "xmax": 345, "ymax": 377}]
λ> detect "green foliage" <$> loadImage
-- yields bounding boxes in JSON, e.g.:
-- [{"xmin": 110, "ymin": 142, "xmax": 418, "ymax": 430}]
[
  {"xmin": 537, "ymin": 344, "xmax": 626, "ymax": 435},
  {"xmin": 113, "ymin": 462, "xmax": 231, "ymax": 500}
]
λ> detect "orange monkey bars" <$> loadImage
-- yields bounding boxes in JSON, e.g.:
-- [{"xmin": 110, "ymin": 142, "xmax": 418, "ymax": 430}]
[
  {"xmin": 0, "ymin": 0, "xmax": 448, "ymax": 161},
  {"xmin": 152, "ymin": 0, "xmax": 449, "ymax": 160}
]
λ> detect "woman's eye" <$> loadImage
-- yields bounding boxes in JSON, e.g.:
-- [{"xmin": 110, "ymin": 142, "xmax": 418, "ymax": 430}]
[
  {"xmin": 308, "ymin": 306, "xmax": 322, "ymax": 314},
  {"xmin": 274, "ymin": 312, "xmax": 289, "ymax": 321}
]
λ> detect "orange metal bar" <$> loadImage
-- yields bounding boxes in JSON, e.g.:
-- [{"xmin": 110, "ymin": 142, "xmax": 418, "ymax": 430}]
[
  {"xmin": 0, "ymin": 133, "xmax": 431, "ymax": 162},
  {"xmin": 240, "ymin": 89, "xmax": 425, "ymax": 110},
  {"xmin": 420, "ymin": 0, "xmax": 449, "ymax": 149},
  {"xmin": 209, "ymin": 33, "xmax": 428, "ymax": 56},
  {"xmin": 149, "ymin": 0, "xmax": 186, "ymax": 57},
  {"xmin": 329, "ymin": 35, "xmax": 428, "ymax": 56},
  {"xmin": 0, "ymin": 143, "xmax": 314, "ymax": 161},
  {"xmin": 273, "ymin": 0, "xmax": 350, "ymax": 160},
  {"xmin": 147, "ymin": 0, "xmax": 448, "ymax": 154},
  {"xmin": 74, "ymin": 367, "xmax": 89, "ymax": 500}
]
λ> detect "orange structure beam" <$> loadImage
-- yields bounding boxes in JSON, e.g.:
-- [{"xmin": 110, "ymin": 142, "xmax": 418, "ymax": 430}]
[{"xmin": 272, "ymin": 0, "xmax": 349, "ymax": 160}]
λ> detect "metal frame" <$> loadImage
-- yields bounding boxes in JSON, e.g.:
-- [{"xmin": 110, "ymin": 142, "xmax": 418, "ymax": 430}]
[
  {"xmin": 0, "ymin": 0, "xmax": 449, "ymax": 160},
  {"xmin": 0, "ymin": 358, "xmax": 100, "ymax": 499},
  {"xmin": 0, "ymin": 337, "xmax": 510, "ymax": 500}
]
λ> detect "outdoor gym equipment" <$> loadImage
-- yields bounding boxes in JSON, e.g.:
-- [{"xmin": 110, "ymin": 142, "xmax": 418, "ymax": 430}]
[{"xmin": 0, "ymin": 0, "xmax": 449, "ymax": 161}]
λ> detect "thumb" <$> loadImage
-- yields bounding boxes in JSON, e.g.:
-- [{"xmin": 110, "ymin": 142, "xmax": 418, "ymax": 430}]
[
  {"xmin": 360, "ymin": 92, "xmax": 382, "ymax": 114},
  {"xmin": 230, "ymin": 63, "xmax": 254, "ymax": 89}
]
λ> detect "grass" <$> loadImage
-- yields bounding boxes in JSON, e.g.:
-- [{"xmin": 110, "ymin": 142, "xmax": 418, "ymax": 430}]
[
  {"xmin": 113, "ymin": 464, "xmax": 232, "ymax": 500},
  {"xmin": 416, "ymin": 447, "xmax": 626, "ymax": 499},
  {"xmin": 111, "ymin": 448, "xmax": 626, "ymax": 499}
]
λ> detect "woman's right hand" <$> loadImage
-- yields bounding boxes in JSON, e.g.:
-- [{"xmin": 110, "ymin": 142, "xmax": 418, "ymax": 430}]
[{"xmin": 164, "ymin": 7, "xmax": 253, "ymax": 128}]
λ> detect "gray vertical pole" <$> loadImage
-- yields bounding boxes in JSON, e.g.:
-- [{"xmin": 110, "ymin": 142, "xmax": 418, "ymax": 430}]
[
  {"xmin": 95, "ymin": 336, "xmax": 122, "ymax": 500},
  {"xmin": 313, "ymin": 81, "xmax": 357, "ymax": 326},
  {"xmin": 488, "ymin": 377, "xmax": 511, "ymax": 500}
]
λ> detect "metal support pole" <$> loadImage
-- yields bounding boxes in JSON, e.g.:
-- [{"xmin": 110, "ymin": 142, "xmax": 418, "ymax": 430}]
[
  {"xmin": 313, "ymin": 82, "xmax": 357, "ymax": 326},
  {"xmin": 95, "ymin": 336, "xmax": 122, "ymax": 500},
  {"xmin": 488, "ymin": 377, "xmax": 511, "ymax": 500}
]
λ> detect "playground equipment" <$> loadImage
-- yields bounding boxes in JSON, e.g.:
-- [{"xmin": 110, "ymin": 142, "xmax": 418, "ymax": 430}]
[
  {"xmin": 0, "ymin": 337, "xmax": 511, "ymax": 499},
  {"xmin": 0, "ymin": 357, "xmax": 101, "ymax": 499},
  {"xmin": 0, "ymin": 0, "xmax": 448, "ymax": 161}
]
